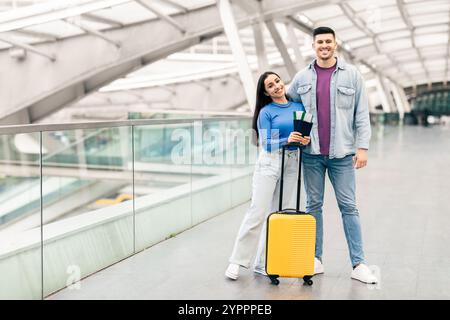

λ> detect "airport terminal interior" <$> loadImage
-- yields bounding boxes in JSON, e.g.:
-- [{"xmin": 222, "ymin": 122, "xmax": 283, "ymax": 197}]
[{"xmin": 0, "ymin": 0, "xmax": 449, "ymax": 300}]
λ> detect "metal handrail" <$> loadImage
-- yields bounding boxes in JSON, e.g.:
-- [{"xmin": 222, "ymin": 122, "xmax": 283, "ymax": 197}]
[{"xmin": 0, "ymin": 116, "xmax": 252, "ymax": 135}]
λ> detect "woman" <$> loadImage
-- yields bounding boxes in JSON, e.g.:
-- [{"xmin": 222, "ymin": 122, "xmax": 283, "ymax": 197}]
[{"xmin": 225, "ymin": 71, "xmax": 310, "ymax": 280}]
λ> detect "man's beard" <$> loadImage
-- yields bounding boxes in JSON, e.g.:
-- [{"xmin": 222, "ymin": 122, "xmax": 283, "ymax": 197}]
[{"xmin": 320, "ymin": 52, "xmax": 333, "ymax": 60}]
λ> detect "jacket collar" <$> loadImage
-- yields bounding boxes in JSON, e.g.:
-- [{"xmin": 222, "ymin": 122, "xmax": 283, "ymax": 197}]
[{"xmin": 308, "ymin": 56, "xmax": 346, "ymax": 70}]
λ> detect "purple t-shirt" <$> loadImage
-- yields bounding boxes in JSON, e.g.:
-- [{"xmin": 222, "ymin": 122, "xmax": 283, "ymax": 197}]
[{"xmin": 314, "ymin": 62, "xmax": 336, "ymax": 155}]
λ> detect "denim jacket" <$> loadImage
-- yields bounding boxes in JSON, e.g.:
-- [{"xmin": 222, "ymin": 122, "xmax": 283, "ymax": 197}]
[{"xmin": 287, "ymin": 57, "xmax": 371, "ymax": 159}]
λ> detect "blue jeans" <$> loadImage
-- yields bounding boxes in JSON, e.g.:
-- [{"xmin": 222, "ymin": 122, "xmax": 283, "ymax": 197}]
[{"xmin": 302, "ymin": 153, "xmax": 365, "ymax": 267}]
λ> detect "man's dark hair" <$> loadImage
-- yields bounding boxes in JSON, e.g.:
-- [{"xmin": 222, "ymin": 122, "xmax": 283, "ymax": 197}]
[{"xmin": 313, "ymin": 26, "xmax": 335, "ymax": 39}]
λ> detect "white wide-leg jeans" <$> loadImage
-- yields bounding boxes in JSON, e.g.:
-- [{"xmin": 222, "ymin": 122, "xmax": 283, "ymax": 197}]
[{"xmin": 228, "ymin": 148, "xmax": 299, "ymax": 268}]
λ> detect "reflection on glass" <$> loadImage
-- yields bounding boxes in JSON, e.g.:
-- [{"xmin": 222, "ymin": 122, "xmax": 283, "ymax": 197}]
[
  {"xmin": 134, "ymin": 122, "xmax": 193, "ymax": 251},
  {"xmin": 190, "ymin": 120, "xmax": 234, "ymax": 225},
  {"xmin": 0, "ymin": 117, "xmax": 253, "ymax": 299},
  {"xmin": 41, "ymin": 127, "xmax": 134, "ymax": 297},
  {"xmin": 0, "ymin": 133, "xmax": 42, "ymax": 299},
  {"xmin": 228, "ymin": 119, "xmax": 257, "ymax": 207}
]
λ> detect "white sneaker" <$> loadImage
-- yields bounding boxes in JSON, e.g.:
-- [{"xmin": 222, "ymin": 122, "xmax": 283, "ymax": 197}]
[
  {"xmin": 351, "ymin": 263, "xmax": 378, "ymax": 284},
  {"xmin": 253, "ymin": 266, "xmax": 267, "ymax": 276},
  {"xmin": 225, "ymin": 263, "xmax": 240, "ymax": 280},
  {"xmin": 314, "ymin": 257, "xmax": 324, "ymax": 275}
]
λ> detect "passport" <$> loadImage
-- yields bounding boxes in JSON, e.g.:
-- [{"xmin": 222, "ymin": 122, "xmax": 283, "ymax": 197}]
[{"xmin": 293, "ymin": 111, "xmax": 313, "ymax": 136}]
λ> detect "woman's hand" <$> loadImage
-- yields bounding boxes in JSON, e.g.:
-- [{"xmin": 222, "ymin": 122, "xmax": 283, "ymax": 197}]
[{"xmin": 288, "ymin": 132, "xmax": 310, "ymax": 145}]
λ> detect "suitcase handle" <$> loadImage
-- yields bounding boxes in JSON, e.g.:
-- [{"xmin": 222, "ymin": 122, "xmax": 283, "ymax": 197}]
[
  {"xmin": 279, "ymin": 142, "xmax": 304, "ymax": 212},
  {"xmin": 281, "ymin": 208, "xmax": 306, "ymax": 214}
]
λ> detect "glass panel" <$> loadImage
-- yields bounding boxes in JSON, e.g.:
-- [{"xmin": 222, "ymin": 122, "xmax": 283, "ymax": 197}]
[
  {"xmin": 190, "ymin": 120, "xmax": 232, "ymax": 225},
  {"xmin": 381, "ymin": 38, "xmax": 412, "ymax": 51},
  {"xmin": 415, "ymin": 33, "xmax": 447, "ymax": 47},
  {"xmin": 347, "ymin": 37, "xmax": 374, "ymax": 49},
  {"xmin": 419, "ymin": 46, "xmax": 447, "ymax": 57},
  {"xmin": 134, "ymin": 122, "xmax": 193, "ymax": 251},
  {"xmin": 90, "ymin": 1, "xmax": 156, "ymax": 25},
  {"xmin": 414, "ymin": 25, "xmax": 449, "ymax": 35},
  {"xmin": 41, "ymin": 126, "xmax": 134, "ymax": 297},
  {"xmin": 302, "ymin": 5, "xmax": 342, "ymax": 20},
  {"xmin": 378, "ymin": 30, "xmax": 410, "ymax": 42},
  {"xmin": 229, "ymin": 118, "xmax": 256, "ymax": 207},
  {"xmin": 391, "ymin": 49, "xmax": 419, "ymax": 62},
  {"xmin": 24, "ymin": 20, "xmax": 83, "ymax": 39},
  {"xmin": 0, "ymin": 132, "xmax": 42, "ymax": 299},
  {"xmin": 319, "ymin": 16, "xmax": 354, "ymax": 29},
  {"xmin": 338, "ymin": 28, "xmax": 366, "ymax": 41}
]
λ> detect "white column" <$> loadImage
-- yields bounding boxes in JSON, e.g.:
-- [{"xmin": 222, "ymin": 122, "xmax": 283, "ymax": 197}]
[
  {"xmin": 75, "ymin": 129, "xmax": 87, "ymax": 176},
  {"xmin": 391, "ymin": 83, "xmax": 406, "ymax": 121},
  {"xmin": 375, "ymin": 74, "xmax": 395, "ymax": 113},
  {"xmin": 285, "ymin": 22, "xmax": 305, "ymax": 70},
  {"xmin": 252, "ymin": 23, "xmax": 269, "ymax": 74},
  {"xmin": 218, "ymin": 0, "xmax": 256, "ymax": 110},
  {"xmin": 252, "ymin": 0, "xmax": 269, "ymax": 74},
  {"xmin": 397, "ymin": 85, "xmax": 411, "ymax": 113},
  {"xmin": 265, "ymin": 20, "xmax": 297, "ymax": 80}
]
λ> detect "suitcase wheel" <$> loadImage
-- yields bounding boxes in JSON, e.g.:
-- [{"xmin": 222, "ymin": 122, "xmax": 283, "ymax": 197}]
[
  {"xmin": 269, "ymin": 275, "xmax": 280, "ymax": 285},
  {"xmin": 303, "ymin": 276, "xmax": 313, "ymax": 286}
]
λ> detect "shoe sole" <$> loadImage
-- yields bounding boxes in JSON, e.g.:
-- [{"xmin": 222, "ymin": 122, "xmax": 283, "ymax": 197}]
[
  {"xmin": 351, "ymin": 276, "xmax": 377, "ymax": 284},
  {"xmin": 314, "ymin": 266, "xmax": 325, "ymax": 275},
  {"xmin": 253, "ymin": 269, "xmax": 267, "ymax": 276},
  {"xmin": 225, "ymin": 271, "xmax": 238, "ymax": 280}
]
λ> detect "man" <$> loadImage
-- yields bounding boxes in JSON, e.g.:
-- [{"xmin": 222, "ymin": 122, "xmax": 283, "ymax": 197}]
[{"xmin": 287, "ymin": 26, "xmax": 378, "ymax": 284}]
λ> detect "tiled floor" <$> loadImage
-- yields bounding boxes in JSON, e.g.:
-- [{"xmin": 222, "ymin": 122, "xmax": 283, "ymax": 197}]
[{"xmin": 48, "ymin": 124, "xmax": 450, "ymax": 300}]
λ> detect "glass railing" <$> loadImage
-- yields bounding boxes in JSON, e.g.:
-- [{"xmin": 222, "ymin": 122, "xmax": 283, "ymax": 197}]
[{"xmin": 0, "ymin": 116, "xmax": 256, "ymax": 299}]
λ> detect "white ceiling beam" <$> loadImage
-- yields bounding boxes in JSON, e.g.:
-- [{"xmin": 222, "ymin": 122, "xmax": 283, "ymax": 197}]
[
  {"xmin": 234, "ymin": 0, "xmax": 258, "ymax": 13},
  {"xmin": 339, "ymin": 2, "xmax": 414, "ymax": 84},
  {"xmin": 265, "ymin": 20, "xmax": 297, "ymax": 79},
  {"xmin": 193, "ymin": 80, "xmax": 211, "ymax": 90},
  {"xmin": 0, "ymin": 0, "xmax": 131, "ymax": 33},
  {"xmin": 339, "ymin": 20, "xmax": 448, "ymax": 40},
  {"xmin": 64, "ymin": 17, "xmax": 121, "ymax": 48},
  {"xmin": 237, "ymin": 0, "xmax": 271, "ymax": 74},
  {"xmin": 347, "ymin": 30, "xmax": 448, "ymax": 47},
  {"xmin": 285, "ymin": 21, "xmax": 306, "ymax": 70},
  {"xmin": 396, "ymin": 0, "xmax": 430, "ymax": 85},
  {"xmin": 160, "ymin": 0, "xmax": 189, "ymax": 13},
  {"xmin": 81, "ymin": 13, "xmax": 124, "ymax": 28},
  {"xmin": 252, "ymin": 24, "xmax": 270, "ymax": 73},
  {"xmin": 134, "ymin": 0, "xmax": 186, "ymax": 34},
  {"xmin": 218, "ymin": 0, "xmax": 256, "ymax": 110},
  {"xmin": 11, "ymin": 29, "xmax": 58, "ymax": 41},
  {"xmin": 0, "ymin": 34, "xmax": 55, "ymax": 61},
  {"xmin": 261, "ymin": 0, "xmax": 338, "ymax": 21}
]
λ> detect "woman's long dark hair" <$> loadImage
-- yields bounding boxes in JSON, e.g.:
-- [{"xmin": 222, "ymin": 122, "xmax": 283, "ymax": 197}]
[{"xmin": 252, "ymin": 71, "xmax": 284, "ymax": 146}]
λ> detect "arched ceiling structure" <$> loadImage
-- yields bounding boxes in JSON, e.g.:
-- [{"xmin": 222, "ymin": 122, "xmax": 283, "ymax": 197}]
[{"xmin": 0, "ymin": 0, "xmax": 448, "ymax": 124}]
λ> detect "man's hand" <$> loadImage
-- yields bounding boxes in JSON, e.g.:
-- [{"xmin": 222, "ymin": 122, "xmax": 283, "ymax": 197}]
[{"xmin": 353, "ymin": 148, "xmax": 368, "ymax": 169}]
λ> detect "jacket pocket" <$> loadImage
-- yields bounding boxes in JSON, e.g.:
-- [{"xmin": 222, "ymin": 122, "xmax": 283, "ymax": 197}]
[
  {"xmin": 337, "ymin": 86, "xmax": 355, "ymax": 109},
  {"xmin": 297, "ymin": 84, "xmax": 312, "ymax": 110}
]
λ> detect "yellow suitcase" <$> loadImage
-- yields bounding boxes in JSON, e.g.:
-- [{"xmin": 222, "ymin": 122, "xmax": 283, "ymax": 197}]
[{"xmin": 265, "ymin": 143, "xmax": 316, "ymax": 286}]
